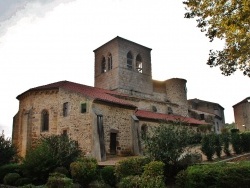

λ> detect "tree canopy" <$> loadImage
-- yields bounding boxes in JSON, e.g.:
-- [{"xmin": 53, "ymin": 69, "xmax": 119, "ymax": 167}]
[{"xmin": 183, "ymin": 0, "xmax": 250, "ymax": 76}]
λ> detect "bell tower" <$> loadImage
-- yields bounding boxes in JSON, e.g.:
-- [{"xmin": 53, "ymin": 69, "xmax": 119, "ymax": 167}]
[{"xmin": 94, "ymin": 36, "xmax": 153, "ymax": 97}]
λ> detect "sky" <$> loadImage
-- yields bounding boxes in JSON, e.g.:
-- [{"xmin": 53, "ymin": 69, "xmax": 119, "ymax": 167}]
[{"xmin": 0, "ymin": 0, "xmax": 249, "ymax": 138}]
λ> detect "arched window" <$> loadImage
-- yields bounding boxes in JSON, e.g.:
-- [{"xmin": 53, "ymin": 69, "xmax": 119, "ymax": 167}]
[
  {"xmin": 41, "ymin": 110, "xmax": 49, "ymax": 132},
  {"xmin": 127, "ymin": 52, "xmax": 133, "ymax": 70},
  {"xmin": 108, "ymin": 53, "xmax": 112, "ymax": 71},
  {"xmin": 136, "ymin": 54, "xmax": 142, "ymax": 73},
  {"xmin": 101, "ymin": 57, "xmax": 106, "ymax": 73}
]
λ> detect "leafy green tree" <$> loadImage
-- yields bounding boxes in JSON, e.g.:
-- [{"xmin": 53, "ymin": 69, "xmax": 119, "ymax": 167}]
[
  {"xmin": 21, "ymin": 134, "xmax": 82, "ymax": 184},
  {"xmin": 0, "ymin": 131, "xmax": 17, "ymax": 166},
  {"xmin": 142, "ymin": 123, "xmax": 195, "ymax": 165},
  {"xmin": 183, "ymin": 0, "xmax": 250, "ymax": 76},
  {"xmin": 201, "ymin": 133, "xmax": 215, "ymax": 161}
]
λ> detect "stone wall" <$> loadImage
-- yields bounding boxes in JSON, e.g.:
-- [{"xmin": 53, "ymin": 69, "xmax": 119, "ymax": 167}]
[{"xmin": 234, "ymin": 102, "xmax": 250, "ymax": 131}]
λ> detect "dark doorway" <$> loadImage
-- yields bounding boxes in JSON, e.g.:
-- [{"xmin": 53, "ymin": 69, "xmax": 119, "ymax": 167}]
[{"xmin": 110, "ymin": 133, "xmax": 117, "ymax": 155}]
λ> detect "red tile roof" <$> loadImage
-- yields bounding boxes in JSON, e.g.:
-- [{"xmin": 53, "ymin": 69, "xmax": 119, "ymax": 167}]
[
  {"xmin": 17, "ymin": 81, "xmax": 136, "ymax": 108},
  {"xmin": 135, "ymin": 110, "xmax": 207, "ymax": 125}
]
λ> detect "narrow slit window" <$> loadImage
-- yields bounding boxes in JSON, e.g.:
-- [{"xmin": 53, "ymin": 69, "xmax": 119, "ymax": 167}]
[
  {"xmin": 108, "ymin": 53, "xmax": 112, "ymax": 71},
  {"xmin": 127, "ymin": 52, "xmax": 133, "ymax": 70},
  {"xmin": 81, "ymin": 103, "xmax": 87, "ymax": 113},
  {"xmin": 41, "ymin": 110, "xmax": 49, "ymax": 132},
  {"xmin": 101, "ymin": 57, "xmax": 106, "ymax": 73},
  {"xmin": 136, "ymin": 54, "xmax": 142, "ymax": 73},
  {"xmin": 63, "ymin": 102, "xmax": 69, "ymax": 117}
]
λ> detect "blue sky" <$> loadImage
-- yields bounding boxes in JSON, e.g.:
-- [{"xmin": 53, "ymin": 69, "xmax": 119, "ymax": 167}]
[{"xmin": 0, "ymin": 0, "xmax": 249, "ymax": 137}]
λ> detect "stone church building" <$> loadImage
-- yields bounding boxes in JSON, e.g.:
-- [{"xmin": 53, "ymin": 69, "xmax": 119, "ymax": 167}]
[{"xmin": 13, "ymin": 37, "xmax": 206, "ymax": 161}]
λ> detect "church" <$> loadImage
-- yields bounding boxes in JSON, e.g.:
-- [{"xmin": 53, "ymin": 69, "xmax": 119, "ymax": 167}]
[{"xmin": 12, "ymin": 36, "xmax": 206, "ymax": 161}]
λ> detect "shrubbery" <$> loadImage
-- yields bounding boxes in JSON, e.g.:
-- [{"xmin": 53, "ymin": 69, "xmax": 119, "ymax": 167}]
[
  {"xmin": 46, "ymin": 173, "xmax": 73, "ymax": 188},
  {"xmin": 176, "ymin": 162, "xmax": 250, "ymax": 187},
  {"xmin": 100, "ymin": 166, "xmax": 116, "ymax": 187},
  {"xmin": 21, "ymin": 134, "xmax": 82, "ymax": 184},
  {"xmin": 3, "ymin": 172, "xmax": 21, "ymax": 186},
  {"xmin": 0, "ymin": 132, "xmax": 18, "ymax": 166},
  {"xmin": 201, "ymin": 133, "xmax": 215, "ymax": 161},
  {"xmin": 0, "ymin": 163, "xmax": 20, "ymax": 183},
  {"xmin": 70, "ymin": 157, "xmax": 98, "ymax": 187},
  {"xmin": 231, "ymin": 132, "xmax": 243, "ymax": 154},
  {"xmin": 241, "ymin": 131, "xmax": 250, "ymax": 152},
  {"xmin": 115, "ymin": 157, "xmax": 151, "ymax": 180}
]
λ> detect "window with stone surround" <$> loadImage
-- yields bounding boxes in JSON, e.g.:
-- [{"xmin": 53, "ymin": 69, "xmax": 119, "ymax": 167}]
[
  {"xmin": 41, "ymin": 110, "xmax": 49, "ymax": 132},
  {"xmin": 108, "ymin": 53, "xmax": 112, "ymax": 71},
  {"xmin": 63, "ymin": 102, "xmax": 69, "ymax": 117},
  {"xmin": 167, "ymin": 107, "xmax": 173, "ymax": 114},
  {"xmin": 81, "ymin": 103, "xmax": 87, "ymax": 113},
  {"xmin": 136, "ymin": 54, "xmax": 142, "ymax": 73},
  {"xmin": 127, "ymin": 52, "xmax": 133, "ymax": 70},
  {"xmin": 141, "ymin": 124, "xmax": 148, "ymax": 138},
  {"xmin": 101, "ymin": 57, "xmax": 106, "ymax": 73}
]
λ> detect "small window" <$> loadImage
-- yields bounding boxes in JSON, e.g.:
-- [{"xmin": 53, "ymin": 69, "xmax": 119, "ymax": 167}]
[
  {"xmin": 62, "ymin": 130, "xmax": 67, "ymax": 136},
  {"xmin": 41, "ymin": 110, "xmax": 49, "ymax": 132},
  {"xmin": 81, "ymin": 103, "xmax": 87, "ymax": 113},
  {"xmin": 63, "ymin": 102, "xmax": 69, "ymax": 117},
  {"xmin": 152, "ymin": 105, "xmax": 157, "ymax": 112},
  {"xmin": 141, "ymin": 124, "xmax": 148, "ymax": 138},
  {"xmin": 127, "ymin": 52, "xmax": 133, "ymax": 70},
  {"xmin": 136, "ymin": 54, "xmax": 142, "ymax": 73},
  {"xmin": 101, "ymin": 57, "xmax": 106, "ymax": 73},
  {"xmin": 200, "ymin": 114, "xmax": 205, "ymax": 120},
  {"xmin": 108, "ymin": 53, "xmax": 112, "ymax": 71},
  {"xmin": 167, "ymin": 107, "xmax": 173, "ymax": 114}
]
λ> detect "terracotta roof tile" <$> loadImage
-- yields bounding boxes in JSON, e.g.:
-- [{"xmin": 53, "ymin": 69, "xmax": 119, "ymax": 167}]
[
  {"xmin": 135, "ymin": 110, "xmax": 207, "ymax": 125},
  {"xmin": 18, "ymin": 81, "xmax": 136, "ymax": 108}
]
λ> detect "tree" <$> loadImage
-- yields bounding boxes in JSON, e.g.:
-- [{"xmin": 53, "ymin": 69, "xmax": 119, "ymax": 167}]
[
  {"xmin": 21, "ymin": 134, "xmax": 82, "ymax": 184},
  {"xmin": 183, "ymin": 0, "xmax": 250, "ymax": 76},
  {"xmin": 142, "ymin": 123, "xmax": 195, "ymax": 165},
  {"xmin": 0, "ymin": 131, "xmax": 17, "ymax": 166}
]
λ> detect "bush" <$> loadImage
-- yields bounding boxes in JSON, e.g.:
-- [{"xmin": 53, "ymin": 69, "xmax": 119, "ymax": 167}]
[
  {"xmin": 175, "ymin": 170, "xmax": 188, "ymax": 188},
  {"xmin": 46, "ymin": 173, "xmax": 73, "ymax": 188},
  {"xmin": 0, "ymin": 132, "xmax": 18, "ymax": 166},
  {"xmin": 53, "ymin": 166, "xmax": 69, "ymax": 177},
  {"xmin": 0, "ymin": 163, "xmax": 20, "ymax": 183},
  {"xmin": 178, "ymin": 152, "xmax": 202, "ymax": 166},
  {"xmin": 16, "ymin": 177, "xmax": 32, "ymax": 187},
  {"xmin": 231, "ymin": 132, "xmax": 243, "ymax": 154},
  {"xmin": 201, "ymin": 133, "xmax": 215, "ymax": 161},
  {"xmin": 214, "ymin": 134, "xmax": 222, "ymax": 158},
  {"xmin": 21, "ymin": 134, "xmax": 81, "ymax": 184},
  {"xmin": 179, "ymin": 162, "xmax": 250, "ymax": 187},
  {"xmin": 115, "ymin": 157, "xmax": 151, "ymax": 180},
  {"xmin": 241, "ymin": 131, "xmax": 250, "ymax": 152},
  {"xmin": 118, "ymin": 175, "xmax": 141, "ymax": 188},
  {"xmin": 140, "ymin": 161, "xmax": 165, "ymax": 188},
  {"xmin": 100, "ymin": 166, "xmax": 116, "ymax": 187},
  {"xmin": 3, "ymin": 172, "xmax": 21, "ymax": 186},
  {"xmin": 70, "ymin": 157, "xmax": 98, "ymax": 187},
  {"xmin": 142, "ymin": 123, "xmax": 195, "ymax": 164},
  {"xmin": 221, "ymin": 132, "xmax": 231, "ymax": 156}
]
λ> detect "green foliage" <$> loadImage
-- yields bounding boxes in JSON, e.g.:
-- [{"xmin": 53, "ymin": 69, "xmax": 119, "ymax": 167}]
[
  {"xmin": 0, "ymin": 163, "xmax": 20, "ymax": 183},
  {"xmin": 100, "ymin": 166, "xmax": 116, "ymax": 187},
  {"xmin": 175, "ymin": 170, "xmax": 188, "ymax": 188},
  {"xmin": 0, "ymin": 132, "xmax": 18, "ymax": 166},
  {"xmin": 231, "ymin": 132, "xmax": 243, "ymax": 154},
  {"xmin": 3, "ymin": 172, "xmax": 21, "ymax": 186},
  {"xmin": 140, "ymin": 161, "xmax": 166, "ymax": 188},
  {"xmin": 115, "ymin": 157, "xmax": 151, "ymax": 180},
  {"xmin": 183, "ymin": 0, "xmax": 250, "ymax": 76},
  {"xmin": 70, "ymin": 157, "xmax": 98, "ymax": 187},
  {"xmin": 214, "ymin": 134, "xmax": 222, "ymax": 158},
  {"xmin": 221, "ymin": 132, "xmax": 231, "ymax": 156},
  {"xmin": 241, "ymin": 131, "xmax": 250, "ymax": 152},
  {"xmin": 201, "ymin": 133, "xmax": 215, "ymax": 161},
  {"xmin": 118, "ymin": 175, "xmax": 141, "ymax": 188},
  {"xmin": 53, "ymin": 166, "xmax": 69, "ymax": 177},
  {"xmin": 179, "ymin": 162, "xmax": 250, "ymax": 187},
  {"xmin": 142, "ymin": 123, "xmax": 195, "ymax": 164},
  {"xmin": 16, "ymin": 177, "xmax": 32, "ymax": 187},
  {"xmin": 178, "ymin": 153, "xmax": 202, "ymax": 167},
  {"xmin": 21, "ymin": 134, "xmax": 81, "ymax": 184},
  {"xmin": 46, "ymin": 173, "xmax": 73, "ymax": 188}
]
